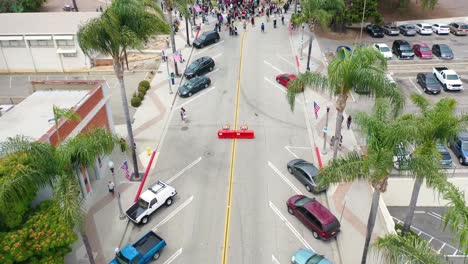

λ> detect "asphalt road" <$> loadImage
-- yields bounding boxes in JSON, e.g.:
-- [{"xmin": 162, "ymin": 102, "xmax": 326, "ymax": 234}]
[{"xmin": 125, "ymin": 19, "xmax": 340, "ymax": 264}]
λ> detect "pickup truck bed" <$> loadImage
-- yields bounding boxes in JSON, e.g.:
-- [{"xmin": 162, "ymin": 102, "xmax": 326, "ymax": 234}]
[
  {"xmin": 134, "ymin": 232, "xmax": 163, "ymax": 256},
  {"xmin": 126, "ymin": 202, "xmax": 146, "ymax": 222}
]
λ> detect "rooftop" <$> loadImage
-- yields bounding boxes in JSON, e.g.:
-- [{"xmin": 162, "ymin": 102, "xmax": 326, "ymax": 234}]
[
  {"xmin": 0, "ymin": 12, "xmax": 100, "ymax": 35},
  {"xmin": 0, "ymin": 90, "xmax": 88, "ymax": 143}
]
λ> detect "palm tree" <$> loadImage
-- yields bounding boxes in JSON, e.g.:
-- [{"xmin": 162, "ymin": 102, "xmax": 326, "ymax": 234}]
[
  {"xmin": 318, "ymin": 99, "xmax": 415, "ymax": 264},
  {"xmin": 163, "ymin": 0, "xmax": 189, "ymax": 76},
  {"xmin": 78, "ymin": 0, "xmax": 170, "ymax": 178},
  {"xmin": 52, "ymin": 105, "xmax": 81, "ymax": 143},
  {"xmin": 288, "ymin": 46, "xmax": 405, "ymax": 159}
]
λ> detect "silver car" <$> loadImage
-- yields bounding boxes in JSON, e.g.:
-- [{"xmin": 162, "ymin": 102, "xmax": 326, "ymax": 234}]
[
  {"xmin": 399, "ymin": 24, "xmax": 417, "ymax": 36},
  {"xmin": 383, "ymin": 24, "xmax": 399, "ymax": 35}
]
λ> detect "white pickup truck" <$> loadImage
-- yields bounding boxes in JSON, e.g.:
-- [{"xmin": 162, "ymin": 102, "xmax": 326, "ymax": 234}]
[
  {"xmin": 432, "ymin": 67, "xmax": 464, "ymax": 91},
  {"xmin": 126, "ymin": 180, "xmax": 177, "ymax": 224}
]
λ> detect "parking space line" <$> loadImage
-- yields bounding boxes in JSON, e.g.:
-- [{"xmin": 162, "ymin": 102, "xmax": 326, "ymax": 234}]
[
  {"xmin": 428, "ymin": 237, "xmax": 434, "ymax": 244},
  {"xmin": 174, "ymin": 86, "xmax": 216, "ymax": 109},
  {"xmin": 284, "ymin": 146, "xmax": 299, "ymax": 158},
  {"xmin": 28, "ymin": 75, "xmax": 31, "ymax": 81},
  {"xmin": 272, "ymin": 254, "xmax": 280, "ymax": 264},
  {"xmin": 263, "ymin": 77, "xmax": 303, "ymax": 104},
  {"xmin": 408, "ymin": 77, "xmax": 422, "ymax": 94},
  {"xmin": 46, "ymin": 75, "xmax": 49, "ymax": 80},
  {"xmin": 268, "ymin": 161, "xmax": 303, "ymax": 195},
  {"xmin": 193, "ymin": 40, "xmax": 225, "ymax": 56},
  {"xmin": 152, "ymin": 196, "xmax": 193, "ymax": 231},
  {"xmin": 206, "ymin": 68, "xmax": 220, "ymax": 76},
  {"xmin": 163, "ymin": 248, "xmax": 183, "ymax": 264},
  {"xmin": 167, "ymin": 157, "xmax": 202, "ymax": 184},
  {"xmin": 269, "ymin": 201, "xmax": 313, "ymax": 250},
  {"xmin": 212, "ymin": 53, "xmax": 223, "ymax": 60},
  {"xmin": 437, "ymin": 243, "xmax": 446, "ymax": 254},
  {"xmin": 264, "ymin": 60, "xmax": 285, "ymax": 74},
  {"xmin": 452, "ymin": 248, "xmax": 458, "ymax": 256},
  {"xmin": 9, "ymin": 76, "xmax": 12, "ymax": 89},
  {"xmin": 278, "ymin": 55, "xmax": 295, "ymax": 68}
]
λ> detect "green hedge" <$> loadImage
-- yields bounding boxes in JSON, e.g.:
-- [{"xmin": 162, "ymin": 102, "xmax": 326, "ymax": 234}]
[
  {"xmin": 139, "ymin": 80, "xmax": 150, "ymax": 91},
  {"xmin": 131, "ymin": 96, "xmax": 142, "ymax": 107}
]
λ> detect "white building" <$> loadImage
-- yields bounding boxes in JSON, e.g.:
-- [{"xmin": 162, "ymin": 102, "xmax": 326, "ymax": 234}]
[{"xmin": 0, "ymin": 12, "xmax": 100, "ymax": 73}]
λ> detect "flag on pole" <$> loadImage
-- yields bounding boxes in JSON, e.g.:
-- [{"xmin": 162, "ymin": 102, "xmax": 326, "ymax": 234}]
[
  {"xmin": 121, "ymin": 161, "xmax": 130, "ymax": 180},
  {"xmin": 313, "ymin": 101, "xmax": 320, "ymax": 119}
]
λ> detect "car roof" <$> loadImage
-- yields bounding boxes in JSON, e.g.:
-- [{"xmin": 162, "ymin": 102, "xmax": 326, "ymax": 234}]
[
  {"xmin": 416, "ymin": 43, "xmax": 430, "ymax": 47},
  {"xmin": 303, "ymin": 199, "xmax": 337, "ymax": 224},
  {"xmin": 419, "ymin": 72, "xmax": 435, "ymax": 78},
  {"xmin": 436, "ymin": 143, "xmax": 449, "ymax": 152},
  {"xmin": 375, "ymin": 43, "xmax": 389, "ymax": 47},
  {"xmin": 458, "ymin": 131, "xmax": 468, "ymax": 140},
  {"xmin": 295, "ymin": 161, "xmax": 319, "ymax": 175}
]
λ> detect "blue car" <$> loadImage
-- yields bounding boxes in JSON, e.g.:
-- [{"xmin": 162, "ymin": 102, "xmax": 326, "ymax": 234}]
[
  {"xmin": 292, "ymin": 248, "xmax": 332, "ymax": 264},
  {"xmin": 449, "ymin": 132, "xmax": 468, "ymax": 165}
]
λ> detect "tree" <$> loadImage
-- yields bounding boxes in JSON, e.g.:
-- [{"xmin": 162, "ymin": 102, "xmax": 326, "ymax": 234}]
[
  {"xmin": 78, "ymin": 0, "xmax": 170, "ymax": 179},
  {"xmin": 318, "ymin": 99, "xmax": 414, "ymax": 264},
  {"xmin": 163, "ymin": 0, "xmax": 189, "ymax": 75},
  {"xmin": 52, "ymin": 105, "xmax": 81, "ymax": 143},
  {"xmin": 288, "ymin": 46, "xmax": 405, "ymax": 159}
]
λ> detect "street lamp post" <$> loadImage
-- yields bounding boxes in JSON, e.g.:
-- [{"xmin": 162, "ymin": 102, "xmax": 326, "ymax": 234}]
[
  {"xmin": 108, "ymin": 161, "xmax": 126, "ymax": 220},
  {"xmin": 323, "ymin": 107, "xmax": 330, "ymax": 154},
  {"xmin": 164, "ymin": 50, "xmax": 173, "ymax": 94},
  {"xmin": 300, "ymin": 24, "xmax": 305, "ymax": 60}
]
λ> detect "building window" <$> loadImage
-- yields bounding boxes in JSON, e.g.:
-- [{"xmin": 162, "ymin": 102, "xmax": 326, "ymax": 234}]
[
  {"xmin": 62, "ymin": 52, "xmax": 77, "ymax": 57},
  {"xmin": 56, "ymin": 39, "xmax": 75, "ymax": 47},
  {"xmin": 28, "ymin": 40, "xmax": 54, "ymax": 47},
  {"xmin": 0, "ymin": 40, "xmax": 25, "ymax": 47}
]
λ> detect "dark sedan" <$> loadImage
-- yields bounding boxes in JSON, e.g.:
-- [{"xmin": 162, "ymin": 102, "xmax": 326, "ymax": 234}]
[
  {"xmin": 192, "ymin": 30, "xmax": 220, "ymax": 48},
  {"xmin": 287, "ymin": 159, "xmax": 326, "ymax": 193},
  {"xmin": 432, "ymin": 44, "xmax": 454, "ymax": 60},
  {"xmin": 178, "ymin": 76, "xmax": 211, "ymax": 97},
  {"xmin": 416, "ymin": 73, "xmax": 441, "ymax": 94},
  {"xmin": 399, "ymin": 24, "xmax": 417, "ymax": 36},
  {"xmin": 184, "ymin": 56, "xmax": 215, "ymax": 79},
  {"xmin": 366, "ymin": 24, "xmax": 384, "ymax": 38}
]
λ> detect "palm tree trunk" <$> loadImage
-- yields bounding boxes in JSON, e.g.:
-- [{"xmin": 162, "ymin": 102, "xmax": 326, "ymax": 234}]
[
  {"xmin": 333, "ymin": 93, "xmax": 348, "ymax": 159},
  {"xmin": 402, "ymin": 178, "xmax": 422, "ymax": 234},
  {"xmin": 167, "ymin": 10, "xmax": 179, "ymax": 76},
  {"xmin": 81, "ymin": 231, "xmax": 95, "ymax": 264},
  {"xmin": 361, "ymin": 189, "xmax": 381, "ymax": 264},
  {"xmin": 113, "ymin": 58, "xmax": 139, "ymax": 178},
  {"xmin": 305, "ymin": 34, "xmax": 313, "ymax": 72},
  {"xmin": 185, "ymin": 16, "xmax": 191, "ymax": 47}
]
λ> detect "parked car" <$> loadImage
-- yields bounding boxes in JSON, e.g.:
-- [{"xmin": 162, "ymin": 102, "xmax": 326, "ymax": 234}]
[
  {"xmin": 287, "ymin": 195, "xmax": 341, "ymax": 240},
  {"xmin": 184, "ymin": 56, "xmax": 215, "ymax": 79},
  {"xmin": 416, "ymin": 73, "xmax": 442, "ymax": 94},
  {"xmin": 399, "ymin": 24, "xmax": 417, "ymax": 36},
  {"xmin": 436, "ymin": 143, "xmax": 453, "ymax": 168},
  {"xmin": 276, "ymin": 73, "xmax": 303, "ymax": 91},
  {"xmin": 178, "ymin": 76, "xmax": 211, "ymax": 97},
  {"xmin": 448, "ymin": 132, "xmax": 468, "ymax": 165},
  {"xmin": 287, "ymin": 159, "xmax": 326, "ymax": 193},
  {"xmin": 374, "ymin": 43, "xmax": 393, "ymax": 60},
  {"xmin": 126, "ymin": 181, "xmax": 177, "ymax": 224},
  {"xmin": 393, "ymin": 144, "xmax": 411, "ymax": 170},
  {"xmin": 413, "ymin": 44, "xmax": 433, "ymax": 59},
  {"xmin": 432, "ymin": 67, "xmax": 463, "ymax": 91},
  {"xmin": 415, "ymin": 23, "xmax": 433, "ymax": 35},
  {"xmin": 383, "ymin": 24, "xmax": 400, "ymax": 36},
  {"xmin": 392, "ymin": 40, "xmax": 414, "ymax": 60},
  {"xmin": 448, "ymin": 22, "xmax": 468, "ymax": 36},
  {"xmin": 291, "ymin": 248, "xmax": 332, "ymax": 264},
  {"xmin": 192, "ymin": 30, "xmax": 220, "ymax": 48},
  {"xmin": 110, "ymin": 231, "xmax": 166, "ymax": 264},
  {"xmin": 432, "ymin": 44, "xmax": 454, "ymax": 60},
  {"xmin": 366, "ymin": 24, "xmax": 384, "ymax": 38},
  {"xmin": 432, "ymin": 23, "xmax": 450, "ymax": 35}
]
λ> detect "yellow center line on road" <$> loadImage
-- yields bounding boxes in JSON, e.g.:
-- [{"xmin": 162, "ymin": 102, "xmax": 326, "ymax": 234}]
[{"xmin": 221, "ymin": 30, "xmax": 246, "ymax": 264}]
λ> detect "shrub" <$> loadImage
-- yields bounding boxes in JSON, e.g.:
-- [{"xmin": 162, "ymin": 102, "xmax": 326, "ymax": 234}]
[
  {"xmin": 138, "ymin": 85, "xmax": 147, "ymax": 93},
  {"xmin": 139, "ymin": 80, "xmax": 150, "ymax": 91},
  {"xmin": 138, "ymin": 91, "xmax": 145, "ymax": 100},
  {"xmin": 131, "ymin": 96, "xmax": 142, "ymax": 107}
]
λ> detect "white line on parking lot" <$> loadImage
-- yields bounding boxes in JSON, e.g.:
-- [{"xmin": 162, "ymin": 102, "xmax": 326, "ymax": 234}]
[
  {"xmin": 268, "ymin": 161, "xmax": 303, "ymax": 195},
  {"xmin": 284, "ymin": 146, "xmax": 299, "ymax": 158},
  {"xmin": 272, "ymin": 254, "xmax": 281, "ymax": 264},
  {"xmin": 175, "ymin": 86, "xmax": 216, "ymax": 109},
  {"xmin": 193, "ymin": 40, "xmax": 225, "ymax": 56},
  {"xmin": 264, "ymin": 60, "xmax": 285, "ymax": 74},
  {"xmin": 164, "ymin": 248, "xmax": 183, "ymax": 264},
  {"xmin": 153, "ymin": 196, "xmax": 194, "ymax": 231},
  {"xmin": 264, "ymin": 77, "xmax": 303, "ymax": 104},
  {"xmin": 408, "ymin": 78, "xmax": 422, "ymax": 94},
  {"xmin": 437, "ymin": 243, "xmax": 446, "ymax": 254},
  {"xmin": 269, "ymin": 201, "xmax": 313, "ymax": 250},
  {"xmin": 206, "ymin": 68, "xmax": 220, "ymax": 76},
  {"xmin": 167, "ymin": 157, "xmax": 202, "ymax": 184},
  {"xmin": 9, "ymin": 76, "xmax": 12, "ymax": 89},
  {"xmin": 278, "ymin": 56, "xmax": 295, "ymax": 68},
  {"xmin": 212, "ymin": 53, "xmax": 223, "ymax": 60}
]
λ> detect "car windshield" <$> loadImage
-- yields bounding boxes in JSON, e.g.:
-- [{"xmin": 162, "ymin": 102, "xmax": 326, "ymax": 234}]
[
  {"xmin": 401, "ymin": 46, "xmax": 412, "ymax": 51},
  {"xmin": 306, "ymin": 254, "xmax": 325, "ymax": 264},
  {"xmin": 198, "ymin": 34, "xmax": 207, "ymax": 40},
  {"xmin": 324, "ymin": 219, "xmax": 340, "ymax": 232},
  {"xmin": 294, "ymin": 197, "xmax": 313, "ymax": 206},
  {"xmin": 390, "ymin": 26, "xmax": 398, "ymax": 30},
  {"xmin": 440, "ymin": 153, "xmax": 452, "ymax": 161},
  {"xmin": 188, "ymin": 62, "xmax": 199, "ymax": 70},
  {"xmin": 184, "ymin": 82, "xmax": 195, "ymax": 88},
  {"xmin": 420, "ymin": 47, "xmax": 431, "ymax": 52},
  {"xmin": 138, "ymin": 198, "xmax": 149, "ymax": 209},
  {"xmin": 440, "ymin": 46, "xmax": 451, "ymax": 52},
  {"xmin": 426, "ymin": 76, "xmax": 438, "ymax": 84},
  {"xmin": 423, "ymin": 26, "xmax": 432, "ymax": 29},
  {"xmin": 380, "ymin": 47, "xmax": 390, "ymax": 52},
  {"xmin": 440, "ymin": 26, "xmax": 449, "ymax": 29},
  {"xmin": 462, "ymin": 142, "xmax": 468, "ymax": 151},
  {"xmin": 446, "ymin": 75, "xmax": 459, "ymax": 80},
  {"xmin": 406, "ymin": 25, "xmax": 415, "ymax": 29},
  {"xmin": 115, "ymin": 253, "xmax": 130, "ymax": 264},
  {"xmin": 460, "ymin": 24, "xmax": 468, "ymax": 29}
]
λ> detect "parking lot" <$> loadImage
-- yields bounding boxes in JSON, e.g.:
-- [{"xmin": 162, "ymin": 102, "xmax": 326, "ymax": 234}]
[
  {"xmin": 0, "ymin": 72, "xmax": 148, "ymax": 125},
  {"xmin": 389, "ymin": 206, "xmax": 466, "ymax": 263}
]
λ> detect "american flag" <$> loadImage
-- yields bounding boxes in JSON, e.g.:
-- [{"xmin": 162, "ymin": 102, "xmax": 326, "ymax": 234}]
[
  {"xmin": 313, "ymin": 101, "xmax": 320, "ymax": 119},
  {"xmin": 121, "ymin": 161, "xmax": 130, "ymax": 180}
]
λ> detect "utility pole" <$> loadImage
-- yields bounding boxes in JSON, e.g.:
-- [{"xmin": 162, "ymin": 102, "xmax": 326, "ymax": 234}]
[
  {"xmin": 164, "ymin": 51, "xmax": 174, "ymax": 94},
  {"xmin": 323, "ymin": 107, "xmax": 330, "ymax": 154},
  {"xmin": 306, "ymin": 34, "xmax": 313, "ymax": 71},
  {"xmin": 108, "ymin": 161, "xmax": 126, "ymax": 220},
  {"xmin": 185, "ymin": 16, "xmax": 191, "ymax": 47}
]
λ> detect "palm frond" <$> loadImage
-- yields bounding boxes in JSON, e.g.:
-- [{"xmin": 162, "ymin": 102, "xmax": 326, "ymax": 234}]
[
  {"xmin": 318, "ymin": 151, "xmax": 369, "ymax": 186},
  {"xmin": 287, "ymin": 72, "xmax": 329, "ymax": 111},
  {"xmin": 52, "ymin": 174, "xmax": 85, "ymax": 230},
  {"xmin": 441, "ymin": 183, "xmax": 468, "ymax": 254}
]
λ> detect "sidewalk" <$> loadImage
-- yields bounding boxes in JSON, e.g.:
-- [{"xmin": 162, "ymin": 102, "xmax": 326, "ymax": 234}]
[{"xmin": 288, "ymin": 22, "xmax": 394, "ymax": 264}]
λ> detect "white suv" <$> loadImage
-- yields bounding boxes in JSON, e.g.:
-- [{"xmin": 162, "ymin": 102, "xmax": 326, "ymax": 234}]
[
  {"xmin": 416, "ymin": 23, "xmax": 433, "ymax": 35},
  {"xmin": 374, "ymin": 43, "xmax": 393, "ymax": 60}
]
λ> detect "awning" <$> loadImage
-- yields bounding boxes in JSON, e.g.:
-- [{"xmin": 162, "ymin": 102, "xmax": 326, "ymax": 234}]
[
  {"xmin": 24, "ymin": 35, "xmax": 52, "ymax": 40},
  {"xmin": 57, "ymin": 48, "xmax": 77, "ymax": 54},
  {"xmin": 0, "ymin": 36, "xmax": 23, "ymax": 41}
]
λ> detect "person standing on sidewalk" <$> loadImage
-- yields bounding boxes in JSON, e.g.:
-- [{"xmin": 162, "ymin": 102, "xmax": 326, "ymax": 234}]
[
  {"xmin": 108, "ymin": 181, "xmax": 115, "ymax": 195},
  {"xmin": 180, "ymin": 107, "xmax": 187, "ymax": 121},
  {"xmin": 347, "ymin": 115, "xmax": 352, "ymax": 129}
]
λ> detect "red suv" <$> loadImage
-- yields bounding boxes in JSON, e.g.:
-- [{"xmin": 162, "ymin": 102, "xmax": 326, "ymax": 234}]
[{"xmin": 287, "ymin": 195, "xmax": 340, "ymax": 240}]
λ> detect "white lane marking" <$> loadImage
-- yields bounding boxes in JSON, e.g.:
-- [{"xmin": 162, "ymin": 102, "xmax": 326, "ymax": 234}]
[
  {"xmin": 414, "ymin": 210, "xmax": 425, "ymax": 214},
  {"xmin": 167, "ymin": 157, "xmax": 202, "ymax": 184},
  {"xmin": 451, "ymin": 248, "xmax": 458, "ymax": 256},
  {"xmin": 46, "ymin": 75, "xmax": 49, "ymax": 80},
  {"xmin": 428, "ymin": 237, "xmax": 434, "ymax": 244},
  {"xmin": 175, "ymin": 86, "xmax": 216, "ymax": 109},
  {"xmin": 9, "ymin": 76, "xmax": 12, "ymax": 89},
  {"xmin": 408, "ymin": 78, "xmax": 422, "ymax": 94},
  {"xmin": 28, "ymin": 75, "xmax": 31, "ymax": 81},
  {"xmin": 212, "ymin": 53, "xmax": 223, "ymax": 60},
  {"xmin": 279, "ymin": 55, "xmax": 295, "ymax": 68},
  {"xmin": 164, "ymin": 248, "xmax": 183, "ymax": 264},
  {"xmin": 269, "ymin": 201, "xmax": 313, "ymax": 250},
  {"xmin": 65, "ymin": 75, "xmax": 68, "ymax": 80},
  {"xmin": 193, "ymin": 40, "xmax": 225, "ymax": 56},
  {"xmin": 264, "ymin": 77, "xmax": 303, "ymax": 104},
  {"xmin": 272, "ymin": 254, "xmax": 280, "ymax": 264},
  {"xmin": 264, "ymin": 60, "xmax": 285, "ymax": 74},
  {"xmin": 437, "ymin": 243, "xmax": 446, "ymax": 254},
  {"xmin": 428, "ymin": 211, "xmax": 462, "ymax": 230},
  {"xmin": 286, "ymin": 146, "xmax": 313, "ymax": 149},
  {"xmin": 268, "ymin": 161, "xmax": 302, "ymax": 195},
  {"xmin": 206, "ymin": 68, "xmax": 220, "ymax": 76},
  {"xmin": 284, "ymin": 146, "xmax": 299, "ymax": 158},
  {"xmin": 153, "ymin": 196, "xmax": 194, "ymax": 231}
]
